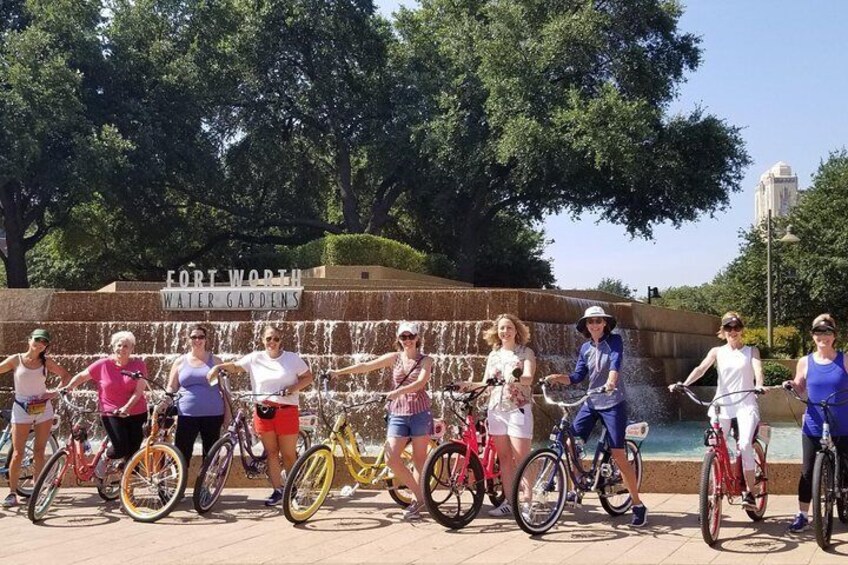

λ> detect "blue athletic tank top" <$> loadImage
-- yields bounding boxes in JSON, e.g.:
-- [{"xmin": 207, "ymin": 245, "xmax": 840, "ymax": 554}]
[
  {"xmin": 803, "ymin": 351, "xmax": 848, "ymax": 436},
  {"xmin": 177, "ymin": 354, "xmax": 225, "ymax": 417}
]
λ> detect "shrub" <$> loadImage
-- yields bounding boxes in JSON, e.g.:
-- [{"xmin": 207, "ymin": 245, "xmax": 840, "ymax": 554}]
[
  {"xmin": 762, "ymin": 361, "xmax": 792, "ymax": 386},
  {"xmin": 742, "ymin": 326, "xmax": 802, "ymax": 358},
  {"xmin": 288, "ymin": 234, "xmax": 429, "ymax": 273}
]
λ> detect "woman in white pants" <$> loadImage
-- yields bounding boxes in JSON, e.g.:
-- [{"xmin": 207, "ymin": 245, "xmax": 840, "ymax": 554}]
[{"xmin": 670, "ymin": 312, "xmax": 765, "ymax": 509}]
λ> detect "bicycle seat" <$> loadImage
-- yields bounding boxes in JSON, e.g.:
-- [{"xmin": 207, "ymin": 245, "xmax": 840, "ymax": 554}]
[{"xmin": 0, "ymin": 409, "xmax": 11, "ymax": 423}]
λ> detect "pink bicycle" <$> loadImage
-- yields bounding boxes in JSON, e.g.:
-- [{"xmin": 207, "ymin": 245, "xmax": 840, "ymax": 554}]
[
  {"xmin": 28, "ymin": 392, "xmax": 122, "ymax": 522},
  {"xmin": 421, "ymin": 378, "xmax": 504, "ymax": 529}
]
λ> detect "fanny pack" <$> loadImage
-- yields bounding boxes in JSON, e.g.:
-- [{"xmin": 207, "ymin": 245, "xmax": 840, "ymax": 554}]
[
  {"xmin": 256, "ymin": 404, "xmax": 277, "ymax": 420},
  {"xmin": 16, "ymin": 398, "xmax": 48, "ymax": 416}
]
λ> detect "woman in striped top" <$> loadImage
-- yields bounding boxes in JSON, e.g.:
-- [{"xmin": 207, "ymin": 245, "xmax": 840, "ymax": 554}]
[{"xmin": 329, "ymin": 321, "xmax": 433, "ymax": 520}]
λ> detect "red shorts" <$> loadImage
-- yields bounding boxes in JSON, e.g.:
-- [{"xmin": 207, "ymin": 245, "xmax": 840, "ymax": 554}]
[{"xmin": 253, "ymin": 404, "xmax": 299, "ymax": 436}]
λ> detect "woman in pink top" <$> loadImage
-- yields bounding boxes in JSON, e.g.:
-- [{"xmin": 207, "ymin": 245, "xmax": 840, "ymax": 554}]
[
  {"xmin": 0, "ymin": 329, "xmax": 71, "ymax": 508},
  {"xmin": 62, "ymin": 331, "xmax": 148, "ymax": 462},
  {"xmin": 330, "ymin": 321, "xmax": 433, "ymax": 520}
]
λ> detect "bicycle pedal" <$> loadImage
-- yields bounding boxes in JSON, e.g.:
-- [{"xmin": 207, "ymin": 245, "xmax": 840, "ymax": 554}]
[{"xmin": 340, "ymin": 485, "xmax": 358, "ymax": 497}]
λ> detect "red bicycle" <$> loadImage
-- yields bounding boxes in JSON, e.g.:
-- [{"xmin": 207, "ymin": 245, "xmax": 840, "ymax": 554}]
[
  {"xmin": 672, "ymin": 384, "xmax": 771, "ymax": 545},
  {"xmin": 28, "ymin": 392, "xmax": 122, "ymax": 522},
  {"xmin": 421, "ymin": 378, "xmax": 504, "ymax": 529}
]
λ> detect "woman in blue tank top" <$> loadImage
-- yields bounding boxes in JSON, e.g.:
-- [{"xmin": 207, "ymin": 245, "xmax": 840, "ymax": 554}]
[
  {"xmin": 783, "ymin": 314, "xmax": 848, "ymax": 532},
  {"xmin": 166, "ymin": 325, "xmax": 229, "ymax": 470}
]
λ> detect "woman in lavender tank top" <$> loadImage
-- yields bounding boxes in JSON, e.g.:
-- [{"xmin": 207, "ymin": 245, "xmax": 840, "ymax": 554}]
[
  {"xmin": 166, "ymin": 325, "xmax": 228, "ymax": 471},
  {"xmin": 329, "ymin": 321, "xmax": 434, "ymax": 520}
]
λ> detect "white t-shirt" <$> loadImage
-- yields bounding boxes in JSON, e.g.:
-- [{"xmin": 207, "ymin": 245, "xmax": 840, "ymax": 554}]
[{"xmin": 235, "ymin": 351, "xmax": 309, "ymax": 407}]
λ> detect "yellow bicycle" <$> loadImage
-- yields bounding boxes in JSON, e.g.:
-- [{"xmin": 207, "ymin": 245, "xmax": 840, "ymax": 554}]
[{"xmin": 282, "ymin": 374, "xmax": 443, "ymax": 524}]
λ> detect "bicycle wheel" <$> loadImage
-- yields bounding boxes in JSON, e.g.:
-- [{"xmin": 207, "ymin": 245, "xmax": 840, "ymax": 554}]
[
  {"xmin": 27, "ymin": 447, "xmax": 69, "ymax": 523},
  {"xmin": 193, "ymin": 435, "xmax": 235, "ymax": 514},
  {"xmin": 699, "ymin": 450, "xmax": 722, "ymax": 546},
  {"xmin": 812, "ymin": 450, "xmax": 835, "ymax": 549},
  {"xmin": 11, "ymin": 432, "xmax": 60, "ymax": 497},
  {"xmin": 422, "ymin": 441, "xmax": 485, "ymax": 529},
  {"xmin": 745, "ymin": 441, "xmax": 768, "ymax": 521},
  {"xmin": 387, "ymin": 439, "xmax": 439, "ymax": 508},
  {"xmin": 296, "ymin": 430, "xmax": 311, "ymax": 457},
  {"xmin": 120, "ymin": 443, "xmax": 188, "ymax": 523},
  {"xmin": 510, "ymin": 448, "xmax": 568, "ymax": 535},
  {"xmin": 599, "ymin": 440, "xmax": 642, "ymax": 516},
  {"xmin": 283, "ymin": 444, "xmax": 335, "ymax": 524}
]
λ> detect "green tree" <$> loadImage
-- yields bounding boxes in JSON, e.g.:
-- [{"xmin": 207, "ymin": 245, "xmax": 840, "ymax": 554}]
[
  {"xmin": 0, "ymin": 0, "xmax": 129, "ymax": 287},
  {"xmin": 595, "ymin": 278, "xmax": 634, "ymax": 300},
  {"xmin": 394, "ymin": 0, "xmax": 750, "ymax": 281},
  {"xmin": 653, "ymin": 283, "xmax": 721, "ymax": 315}
]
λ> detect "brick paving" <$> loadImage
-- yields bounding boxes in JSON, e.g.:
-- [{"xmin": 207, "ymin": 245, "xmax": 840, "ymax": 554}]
[{"xmin": 2, "ymin": 489, "xmax": 848, "ymax": 564}]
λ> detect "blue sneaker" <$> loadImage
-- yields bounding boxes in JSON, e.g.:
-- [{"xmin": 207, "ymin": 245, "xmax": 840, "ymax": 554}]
[
  {"xmin": 788, "ymin": 512, "xmax": 809, "ymax": 533},
  {"xmin": 631, "ymin": 504, "xmax": 648, "ymax": 527},
  {"xmin": 264, "ymin": 488, "xmax": 284, "ymax": 507},
  {"xmin": 565, "ymin": 490, "xmax": 582, "ymax": 508}
]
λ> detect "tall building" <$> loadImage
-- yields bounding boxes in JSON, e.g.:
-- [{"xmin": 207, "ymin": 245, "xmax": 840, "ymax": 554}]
[{"xmin": 754, "ymin": 161, "xmax": 799, "ymax": 226}]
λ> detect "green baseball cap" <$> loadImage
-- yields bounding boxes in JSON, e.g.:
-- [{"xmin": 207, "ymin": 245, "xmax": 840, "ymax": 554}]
[{"xmin": 30, "ymin": 328, "xmax": 51, "ymax": 342}]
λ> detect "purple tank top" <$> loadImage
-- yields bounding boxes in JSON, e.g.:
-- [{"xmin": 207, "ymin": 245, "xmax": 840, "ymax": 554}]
[{"xmin": 177, "ymin": 354, "xmax": 225, "ymax": 417}]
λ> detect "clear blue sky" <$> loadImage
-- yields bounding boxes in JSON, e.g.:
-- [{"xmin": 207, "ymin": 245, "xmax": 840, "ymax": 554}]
[{"xmin": 375, "ymin": 1, "xmax": 848, "ymax": 295}]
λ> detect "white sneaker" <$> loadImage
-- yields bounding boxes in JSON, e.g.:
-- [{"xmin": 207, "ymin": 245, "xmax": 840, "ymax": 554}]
[
  {"xmin": 487, "ymin": 502, "xmax": 512, "ymax": 517},
  {"xmin": 403, "ymin": 501, "xmax": 423, "ymax": 520}
]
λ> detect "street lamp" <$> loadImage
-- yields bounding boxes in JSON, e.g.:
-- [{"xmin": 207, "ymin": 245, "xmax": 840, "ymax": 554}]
[
  {"xmin": 647, "ymin": 286, "xmax": 660, "ymax": 305},
  {"xmin": 766, "ymin": 209, "xmax": 800, "ymax": 348}
]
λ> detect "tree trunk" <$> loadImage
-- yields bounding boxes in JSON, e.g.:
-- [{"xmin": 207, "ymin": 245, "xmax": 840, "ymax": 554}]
[
  {"xmin": 456, "ymin": 214, "xmax": 483, "ymax": 283},
  {"xmin": 335, "ymin": 141, "xmax": 362, "ymax": 233},
  {"xmin": 0, "ymin": 183, "xmax": 30, "ymax": 288}
]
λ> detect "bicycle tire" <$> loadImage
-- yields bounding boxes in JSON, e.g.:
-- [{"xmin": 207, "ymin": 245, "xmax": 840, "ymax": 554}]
[
  {"xmin": 599, "ymin": 440, "xmax": 642, "ymax": 516},
  {"xmin": 120, "ymin": 442, "xmax": 188, "ymax": 522},
  {"xmin": 296, "ymin": 430, "xmax": 311, "ymax": 457},
  {"xmin": 386, "ymin": 439, "xmax": 439, "ymax": 508},
  {"xmin": 421, "ymin": 441, "xmax": 485, "ymax": 529},
  {"xmin": 283, "ymin": 444, "xmax": 335, "ymax": 524},
  {"xmin": 193, "ymin": 435, "xmax": 235, "ymax": 514},
  {"xmin": 486, "ymin": 453, "xmax": 505, "ymax": 508},
  {"xmin": 812, "ymin": 450, "xmax": 835, "ymax": 549},
  {"xmin": 699, "ymin": 450, "xmax": 722, "ymax": 546},
  {"xmin": 510, "ymin": 448, "xmax": 568, "ymax": 535},
  {"xmin": 11, "ymin": 432, "xmax": 60, "ymax": 497},
  {"xmin": 745, "ymin": 441, "xmax": 768, "ymax": 521},
  {"xmin": 27, "ymin": 447, "xmax": 69, "ymax": 523}
]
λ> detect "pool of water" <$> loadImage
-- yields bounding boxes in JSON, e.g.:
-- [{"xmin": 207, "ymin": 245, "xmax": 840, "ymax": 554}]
[{"xmin": 640, "ymin": 421, "xmax": 802, "ymax": 461}]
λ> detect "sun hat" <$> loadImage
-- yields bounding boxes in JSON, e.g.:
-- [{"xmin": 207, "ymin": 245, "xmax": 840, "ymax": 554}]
[
  {"xmin": 396, "ymin": 322, "xmax": 419, "ymax": 337},
  {"xmin": 721, "ymin": 314, "xmax": 744, "ymax": 327},
  {"xmin": 30, "ymin": 328, "xmax": 51, "ymax": 342},
  {"xmin": 576, "ymin": 306, "xmax": 617, "ymax": 335},
  {"xmin": 812, "ymin": 319, "xmax": 836, "ymax": 333}
]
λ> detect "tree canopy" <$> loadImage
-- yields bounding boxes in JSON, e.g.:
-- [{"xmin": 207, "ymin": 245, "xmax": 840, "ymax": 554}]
[{"xmin": 4, "ymin": 0, "xmax": 750, "ymax": 289}]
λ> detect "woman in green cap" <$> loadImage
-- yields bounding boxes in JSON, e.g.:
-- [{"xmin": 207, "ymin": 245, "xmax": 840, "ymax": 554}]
[{"xmin": 0, "ymin": 329, "xmax": 71, "ymax": 508}]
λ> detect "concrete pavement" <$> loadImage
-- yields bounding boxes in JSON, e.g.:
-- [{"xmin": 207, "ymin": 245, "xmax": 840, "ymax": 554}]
[{"xmin": 2, "ymin": 489, "xmax": 848, "ymax": 564}]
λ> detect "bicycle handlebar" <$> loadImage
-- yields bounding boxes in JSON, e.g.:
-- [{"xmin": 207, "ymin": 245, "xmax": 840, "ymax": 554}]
[
  {"xmin": 441, "ymin": 378, "xmax": 505, "ymax": 403},
  {"xmin": 540, "ymin": 382, "xmax": 608, "ymax": 408},
  {"xmin": 782, "ymin": 384, "xmax": 848, "ymax": 407},
  {"xmin": 670, "ymin": 383, "xmax": 770, "ymax": 408}
]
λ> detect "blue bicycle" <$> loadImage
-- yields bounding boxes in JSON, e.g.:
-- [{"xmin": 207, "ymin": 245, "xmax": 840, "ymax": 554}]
[{"xmin": 510, "ymin": 383, "xmax": 649, "ymax": 535}]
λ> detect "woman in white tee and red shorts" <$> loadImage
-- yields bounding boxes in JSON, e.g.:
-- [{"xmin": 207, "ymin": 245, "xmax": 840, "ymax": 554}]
[{"xmin": 207, "ymin": 325, "xmax": 313, "ymax": 506}]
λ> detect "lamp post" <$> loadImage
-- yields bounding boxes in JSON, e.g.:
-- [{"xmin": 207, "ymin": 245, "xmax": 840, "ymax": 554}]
[
  {"xmin": 647, "ymin": 286, "xmax": 660, "ymax": 305},
  {"xmin": 766, "ymin": 209, "xmax": 800, "ymax": 348}
]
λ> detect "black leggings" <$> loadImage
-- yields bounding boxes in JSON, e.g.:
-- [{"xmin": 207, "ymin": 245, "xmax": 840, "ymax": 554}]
[
  {"xmin": 798, "ymin": 434, "xmax": 848, "ymax": 504},
  {"xmin": 102, "ymin": 413, "xmax": 146, "ymax": 461},
  {"xmin": 174, "ymin": 415, "xmax": 225, "ymax": 469}
]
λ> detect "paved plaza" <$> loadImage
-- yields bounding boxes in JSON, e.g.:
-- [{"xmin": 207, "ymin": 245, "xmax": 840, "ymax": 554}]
[{"xmin": 2, "ymin": 489, "xmax": 848, "ymax": 564}]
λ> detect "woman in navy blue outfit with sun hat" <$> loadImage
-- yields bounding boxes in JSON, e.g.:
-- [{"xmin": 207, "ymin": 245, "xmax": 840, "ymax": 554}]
[{"xmin": 545, "ymin": 305, "xmax": 647, "ymax": 527}]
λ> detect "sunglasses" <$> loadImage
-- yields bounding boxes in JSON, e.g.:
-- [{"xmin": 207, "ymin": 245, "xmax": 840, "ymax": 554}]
[
  {"xmin": 189, "ymin": 335, "xmax": 206, "ymax": 340},
  {"xmin": 33, "ymin": 337, "xmax": 50, "ymax": 344},
  {"xmin": 723, "ymin": 325, "xmax": 743, "ymax": 332},
  {"xmin": 264, "ymin": 336, "xmax": 281, "ymax": 343},
  {"xmin": 398, "ymin": 334, "xmax": 417, "ymax": 341}
]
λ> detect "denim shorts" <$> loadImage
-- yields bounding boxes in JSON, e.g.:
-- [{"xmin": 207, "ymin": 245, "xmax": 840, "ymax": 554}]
[{"xmin": 386, "ymin": 410, "xmax": 433, "ymax": 438}]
